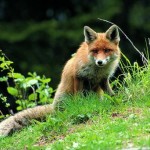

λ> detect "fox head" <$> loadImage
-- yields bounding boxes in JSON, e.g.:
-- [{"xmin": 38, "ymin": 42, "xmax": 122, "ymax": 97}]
[{"xmin": 84, "ymin": 25, "xmax": 120, "ymax": 67}]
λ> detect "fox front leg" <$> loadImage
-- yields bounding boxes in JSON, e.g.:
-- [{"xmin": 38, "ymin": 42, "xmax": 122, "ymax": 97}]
[
  {"xmin": 73, "ymin": 77, "xmax": 83, "ymax": 93},
  {"xmin": 100, "ymin": 78, "xmax": 115, "ymax": 96}
]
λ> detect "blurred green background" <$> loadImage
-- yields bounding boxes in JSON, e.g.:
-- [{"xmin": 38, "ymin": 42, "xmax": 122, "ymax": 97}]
[{"xmin": 0, "ymin": 0, "xmax": 149, "ymax": 89}]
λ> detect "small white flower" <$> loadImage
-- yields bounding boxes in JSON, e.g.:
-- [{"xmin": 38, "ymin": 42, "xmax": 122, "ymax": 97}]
[{"xmin": 73, "ymin": 142, "xmax": 79, "ymax": 148}]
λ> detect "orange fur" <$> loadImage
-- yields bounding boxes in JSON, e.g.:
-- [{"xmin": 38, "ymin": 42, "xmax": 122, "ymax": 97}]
[
  {"xmin": 0, "ymin": 25, "xmax": 121, "ymax": 137},
  {"xmin": 53, "ymin": 25, "xmax": 121, "ymax": 107}
]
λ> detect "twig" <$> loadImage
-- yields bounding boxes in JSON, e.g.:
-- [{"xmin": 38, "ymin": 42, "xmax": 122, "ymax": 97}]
[{"xmin": 98, "ymin": 18, "xmax": 148, "ymax": 65}]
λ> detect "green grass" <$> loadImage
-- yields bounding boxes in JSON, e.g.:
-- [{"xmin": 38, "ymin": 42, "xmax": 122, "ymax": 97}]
[{"xmin": 0, "ymin": 63, "xmax": 150, "ymax": 150}]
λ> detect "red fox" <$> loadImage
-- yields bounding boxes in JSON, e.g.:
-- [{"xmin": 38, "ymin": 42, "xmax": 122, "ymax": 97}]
[
  {"xmin": 0, "ymin": 25, "xmax": 121, "ymax": 137},
  {"xmin": 53, "ymin": 25, "xmax": 120, "ymax": 106}
]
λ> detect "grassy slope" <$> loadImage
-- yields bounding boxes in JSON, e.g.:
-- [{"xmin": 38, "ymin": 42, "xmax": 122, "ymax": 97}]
[{"xmin": 0, "ymin": 64, "xmax": 150, "ymax": 150}]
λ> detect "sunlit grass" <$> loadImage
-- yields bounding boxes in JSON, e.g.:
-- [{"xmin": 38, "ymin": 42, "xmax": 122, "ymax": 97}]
[{"xmin": 0, "ymin": 59, "xmax": 150, "ymax": 149}]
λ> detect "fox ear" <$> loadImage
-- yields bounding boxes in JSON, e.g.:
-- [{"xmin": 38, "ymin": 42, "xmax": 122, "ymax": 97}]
[
  {"xmin": 84, "ymin": 26, "xmax": 97, "ymax": 43},
  {"xmin": 106, "ymin": 25, "xmax": 120, "ymax": 44}
]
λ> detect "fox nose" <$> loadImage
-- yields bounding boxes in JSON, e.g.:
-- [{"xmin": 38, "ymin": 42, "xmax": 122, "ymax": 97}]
[{"xmin": 97, "ymin": 60, "xmax": 103, "ymax": 65}]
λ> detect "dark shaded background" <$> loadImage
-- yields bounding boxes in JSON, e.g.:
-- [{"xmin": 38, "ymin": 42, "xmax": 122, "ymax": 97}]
[{"xmin": 0, "ymin": 0, "xmax": 150, "ymax": 89}]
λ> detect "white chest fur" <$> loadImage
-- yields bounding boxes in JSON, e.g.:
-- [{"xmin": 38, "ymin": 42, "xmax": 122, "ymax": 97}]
[{"xmin": 77, "ymin": 59, "xmax": 119, "ymax": 83}]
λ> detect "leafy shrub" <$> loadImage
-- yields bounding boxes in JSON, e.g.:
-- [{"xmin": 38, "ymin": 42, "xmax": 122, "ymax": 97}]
[{"xmin": 0, "ymin": 50, "xmax": 54, "ymax": 119}]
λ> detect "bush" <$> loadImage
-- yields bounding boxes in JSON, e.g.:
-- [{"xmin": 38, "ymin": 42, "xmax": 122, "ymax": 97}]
[{"xmin": 0, "ymin": 50, "xmax": 54, "ymax": 119}]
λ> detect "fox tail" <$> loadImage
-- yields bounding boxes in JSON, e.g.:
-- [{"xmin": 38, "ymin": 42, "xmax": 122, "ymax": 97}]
[{"xmin": 0, "ymin": 104, "xmax": 54, "ymax": 137}]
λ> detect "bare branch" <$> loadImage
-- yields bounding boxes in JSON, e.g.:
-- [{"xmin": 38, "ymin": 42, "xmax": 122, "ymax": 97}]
[{"xmin": 98, "ymin": 18, "xmax": 148, "ymax": 65}]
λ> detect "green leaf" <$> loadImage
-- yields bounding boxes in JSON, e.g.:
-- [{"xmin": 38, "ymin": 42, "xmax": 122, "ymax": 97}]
[
  {"xmin": 40, "ymin": 97, "xmax": 47, "ymax": 103},
  {"xmin": 0, "ymin": 76, "xmax": 8, "ymax": 82},
  {"xmin": 7, "ymin": 87, "xmax": 18, "ymax": 96},
  {"xmin": 41, "ymin": 78, "xmax": 51, "ymax": 83},
  {"xmin": 8, "ymin": 72, "xmax": 24, "ymax": 78},
  {"xmin": 48, "ymin": 87, "xmax": 54, "ymax": 93},
  {"xmin": 26, "ymin": 102, "xmax": 36, "ymax": 108},
  {"xmin": 17, "ymin": 106, "xmax": 23, "ymax": 111},
  {"xmin": 5, "ymin": 103, "xmax": 10, "ymax": 108},
  {"xmin": 29, "ymin": 93, "xmax": 37, "ymax": 101},
  {"xmin": 16, "ymin": 100, "xmax": 22, "ymax": 105},
  {"xmin": 23, "ymin": 79, "xmax": 38, "ymax": 88},
  {"xmin": 0, "ymin": 61, "xmax": 13, "ymax": 68}
]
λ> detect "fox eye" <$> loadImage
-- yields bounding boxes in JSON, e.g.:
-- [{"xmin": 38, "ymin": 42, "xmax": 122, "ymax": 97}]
[
  {"xmin": 92, "ymin": 49, "xmax": 98, "ymax": 54},
  {"xmin": 104, "ymin": 49, "xmax": 111, "ymax": 53}
]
